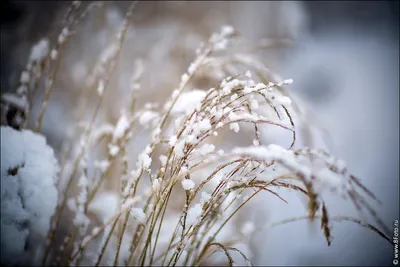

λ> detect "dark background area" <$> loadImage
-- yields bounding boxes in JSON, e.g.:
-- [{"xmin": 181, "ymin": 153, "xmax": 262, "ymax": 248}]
[
  {"xmin": 1, "ymin": 1, "xmax": 399, "ymax": 94},
  {"xmin": 304, "ymin": 1, "xmax": 399, "ymax": 35}
]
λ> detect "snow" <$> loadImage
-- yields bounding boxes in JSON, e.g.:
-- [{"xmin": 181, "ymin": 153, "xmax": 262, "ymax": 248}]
[
  {"xmin": 222, "ymin": 79, "xmax": 240, "ymax": 95},
  {"xmin": 174, "ymin": 140, "xmax": 186, "ymax": 158},
  {"xmin": 254, "ymin": 83, "xmax": 266, "ymax": 91},
  {"xmin": 159, "ymin": 155, "xmax": 168, "ymax": 166},
  {"xmin": 200, "ymin": 192, "xmax": 211, "ymax": 205},
  {"xmin": 243, "ymin": 86, "xmax": 253, "ymax": 94},
  {"xmin": 314, "ymin": 168, "xmax": 344, "ymax": 193},
  {"xmin": 29, "ymin": 38, "xmax": 50, "ymax": 62},
  {"xmin": 58, "ymin": 27, "xmax": 69, "ymax": 44},
  {"xmin": 221, "ymin": 25, "xmax": 235, "ymax": 36},
  {"xmin": 93, "ymin": 160, "xmax": 110, "ymax": 173},
  {"xmin": 169, "ymin": 135, "xmax": 178, "ymax": 147},
  {"xmin": 213, "ymin": 38, "xmax": 229, "ymax": 51},
  {"xmin": 130, "ymin": 59, "xmax": 144, "ymax": 86},
  {"xmin": 179, "ymin": 73, "xmax": 190, "ymax": 88},
  {"xmin": 253, "ymin": 139, "xmax": 260, "ymax": 147},
  {"xmin": 88, "ymin": 192, "xmax": 118, "ymax": 222},
  {"xmin": 230, "ymin": 122, "xmax": 240, "ymax": 133},
  {"xmin": 198, "ymin": 143, "xmax": 215, "ymax": 155},
  {"xmin": 230, "ymin": 93, "xmax": 239, "ymax": 101},
  {"xmin": 241, "ymin": 221, "xmax": 256, "ymax": 236},
  {"xmin": 137, "ymin": 152, "xmax": 152, "ymax": 170},
  {"xmin": 186, "ymin": 134, "xmax": 197, "ymax": 144},
  {"xmin": 77, "ymin": 173, "xmax": 89, "ymax": 188},
  {"xmin": 113, "ymin": 112, "xmax": 130, "ymax": 141},
  {"xmin": 245, "ymin": 70, "xmax": 252, "ymax": 78},
  {"xmin": 282, "ymin": 78, "xmax": 293, "ymax": 85},
  {"xmin": 1, "ymin": 126, "xmax": 59, "ymax": 265},
  {"xmin": 143, "ymin": 145, "xmax": 152, "ymax": 155},
  {"xmin": 182, "ymin": 179, "xmax": 195, "ymax": 191},
  {"xmin": 92, "ymin": 227, "xmax": 100, "ymax": 236},
  {"xmin": 186, "ymin": 203, "xmax": 202, "ymax": 225},
  {"xmin": 250, "ymin": 99, "xmax": 259, "ymax": 110},
  {"xmin": 50, "ymin": 49, "xmax": 58, "ymax": 60},
  {"xmin": 181, "ymin": 166, "xmax": 188, "ymax": 174},
  {"xmin": 1, "ymin": 176, "xmax": 30, "ymax": 265},
  {"xmin": 172, "ymin": 89, "xmax": 180, "ymax": 99},
  {"xmin": 17, "ymin": 85, "xmax": 27, "ymax": 95},
  {"xmin": 91, "ymin": 123, "xmax": 114, "ymax": 142},
  {"xmin": 232, "ymin": 144, "xmax": 312, "ymax": 178},
  {"xmin": 71, "ymin": 62, "xmax": 88, "ymax": 85},
  {"xmin": 210, "ymin": 25, "xmax": 235, "ymax": 52},
  {"xmin": 187, "ymin": 62, "xmax": 197, "ymax": 75},
  {"xmin": 152, "ymin": 178, "xmax": 161, "ymax": 194},
  {"xmin": 130, "ymin": 208, "xmax": 146, "ymax": 223},
  {"xmin": 196, "ymin": 118, "xmax": 212, "ymax": 133},
  {"xmin": 139, "ymin": 111, "xmax": 159, "ymax": 126},
  {"xmin": 20, "ymin": 71, "xmax": 30, "ymax": 84},
  {"xmin": 2, "ymin": 93, "xmax": 28, "ymax": 110},
  {"xmin": 97, "ymin": 80, "xmax": 105, "ymax": 96},
  {"xmin": 152, "ymin": 127, "xmax": 162, "ymax": 142},
  {"xmin": 272, "ymin": 94, "xmax": 292, "ymax": 106},
  {"xmin": 108, "ymin": 144, "xmax": 120, "ymax": 156},
  {"xmin": 171, "ymin": 90, "xmax": 206, "ymax": 115}
]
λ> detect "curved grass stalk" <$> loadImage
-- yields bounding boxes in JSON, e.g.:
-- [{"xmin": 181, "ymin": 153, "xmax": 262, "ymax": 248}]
[{"xmin": 267, "ymin": 215, "xmax": 392, "ymax": 245}]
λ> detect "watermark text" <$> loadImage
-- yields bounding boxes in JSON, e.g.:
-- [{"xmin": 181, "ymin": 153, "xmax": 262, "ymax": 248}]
[{"xmin": 394, "ymin": 220, "xmax": 398, "ymax": 265}]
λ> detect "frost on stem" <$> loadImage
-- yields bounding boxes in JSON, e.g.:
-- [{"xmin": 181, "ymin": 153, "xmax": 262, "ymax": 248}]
[
  {"xmin": 1, "ymin": 38, "xmax": 51, "ymax": 129},
  {"xmin": 29, "ymin": 38, "xmax": 50, "ymax": 63},
  {"xmin": 182, "ymin": 179, "xmax": 195, "ymax": 191},
  {"xmin": 58, "ymin": 27, "xmax": 69, "ymax": 45},
  {"xmin": 171, "ymin": 90, "xmax": 207, "ymax": 115},
  {"xmin": 139, "ymin": 111, "xmax": 159, "ymax": 127},
  {"xmin": 130, "ymin": 208, "xmax": 146, "ymax": 223},
  {"xmin": 113, "ymin": 111, "xmax": 130, "ymax": 141}
]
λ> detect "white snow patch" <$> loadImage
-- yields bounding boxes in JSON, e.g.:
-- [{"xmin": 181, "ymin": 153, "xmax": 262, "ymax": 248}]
[
  {"xmin": 171, "ymin": 90, "xmax": 206, "ymax": 115},
  {"xmin": 1, "ymin": 126, "xmax": 59, "ymax": 265},
  {"xmin": 182, "ymin": 179, "xmax": 195, "ymax": 191}
]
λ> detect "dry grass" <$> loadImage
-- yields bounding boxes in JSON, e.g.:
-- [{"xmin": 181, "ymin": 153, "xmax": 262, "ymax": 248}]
[{"xmin": 0, "ymin": 1, "xmax": 392, "ymax": 266}]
